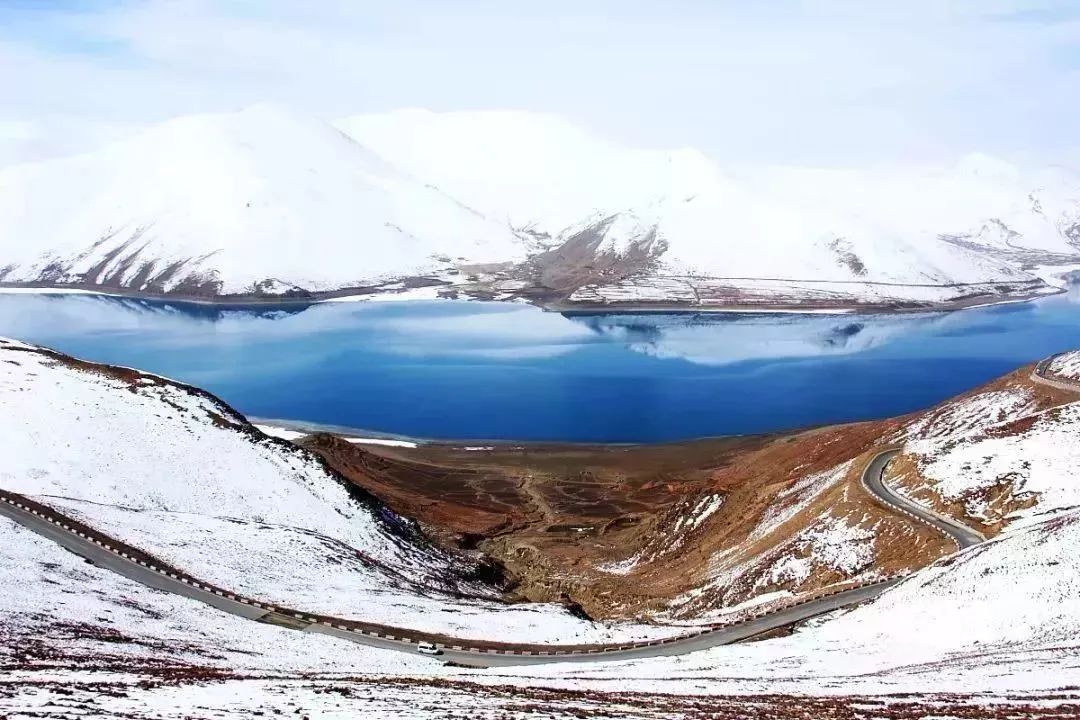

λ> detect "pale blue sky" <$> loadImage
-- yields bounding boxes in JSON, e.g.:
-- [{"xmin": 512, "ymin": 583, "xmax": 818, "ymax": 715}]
[{"xmin": 1, "ymin": 0, "xmax": 1079, "ymax": 166}]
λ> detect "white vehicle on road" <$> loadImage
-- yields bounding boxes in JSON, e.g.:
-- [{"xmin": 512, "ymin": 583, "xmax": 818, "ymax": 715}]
[{"xmin": 416, "ymin": 641, "xmax": 443, "ymax": 656}]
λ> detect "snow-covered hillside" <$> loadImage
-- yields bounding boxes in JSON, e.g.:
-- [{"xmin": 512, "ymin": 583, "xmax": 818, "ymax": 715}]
[
  {"xmin": 6, "ymin": 461, "xmax": 1076, "ymax": 714},
  {"xmin": 342, "ymin": 109, "xmax": 1080, "ymax": 306},
  {"xmin": 1049, "ymin": 350, "xmax": 1080, "ymax": 380},
  {"xmin": 0, "ymin": 338, "xmax": 676, "ymax": 643},
  {"xmin": 2, "ymin": 342, "xmax": 1079, "ymax": 713},
  {"xmin": 0, "ymin": 106, "xmax": 524, "ymax": 298},
  {"xmin": 475, "ymin": 369, "xmax": 1080, "ymax": 698},
  {"xmin": 892, "ymin": 368, "xmax": 1080, "ymax": 534},
  {"xmin": 337, "ymin": 109, "xmax": 699, "ymax": 237},
  {"xmin": 2, "ymin": 105, "xmax": 1078, "ymax": 307},
  {"xmin": 493, "ymin": 506, "xmax": 1080, "ymax": 701}
]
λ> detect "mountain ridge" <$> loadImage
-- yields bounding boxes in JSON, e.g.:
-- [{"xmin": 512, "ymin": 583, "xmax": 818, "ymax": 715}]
[
  {"xmin": 0, "ymin": 105, "xmax": 525, "ymax": 299},
  {"xmin": 2, "ymin": 105, "xmax": 1079, "ymax": 309}
]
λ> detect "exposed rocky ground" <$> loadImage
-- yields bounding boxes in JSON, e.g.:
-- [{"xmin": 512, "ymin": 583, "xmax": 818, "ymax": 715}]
[
  {"xmin": 6, "ymin": 673, "xmax": 1079, "ymax": 719},
  {"xmin": 3, "ymin": 341, "xmax": 1080, "ymax": 716},
  {"xmin": 300, "ymin": 358, "xmax": 1080, "ymax": 629},
  {"xmin": 302, "ymin": 421, "xmax": 943, "ymax": 622}
]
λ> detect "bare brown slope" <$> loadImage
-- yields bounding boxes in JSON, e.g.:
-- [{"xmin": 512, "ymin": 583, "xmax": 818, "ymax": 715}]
[
  {"xmin": 300, "ymin": 433, "xmax": 768, "ymax": 541},
  {"xmin": 298, "ymin": 360, "xmax": 1080, "ymax": 622},
  {"xmin": 888, "ymin": 363, "xmax": 1080, "ymax": 537},
  {"xmin": 301, "ymin": 417, "xmax": 951, "ymax": 620}
]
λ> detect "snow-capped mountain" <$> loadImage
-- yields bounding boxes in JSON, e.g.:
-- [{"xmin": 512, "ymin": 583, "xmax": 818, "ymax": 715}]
[
  {"xmin": 2, "ymin": 105, "xmax": 1079, "ymax": 306},
  {"xmin": 0, "ymin": 106, "xmax": 525, "ymax": 298},
  {"xmin": 337, "ymin": 109, "xmax": 693, "ymax": 235},
  {"xmin": 341, "ymin": 110, "xmax": 1080, "ymax": 306}
]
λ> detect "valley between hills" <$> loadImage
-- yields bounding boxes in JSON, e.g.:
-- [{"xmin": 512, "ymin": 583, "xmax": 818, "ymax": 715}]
[
  {"xmin": 10, "ymin": 6, "xmax": 1080, "ymax": 718},
  {"xmin": 2, "ymin": 336, "xmax": 1079, "ymax": 715},
  {"xmin": 293, "ymin": 357, "xmax": 1078, "ymax": 625}
]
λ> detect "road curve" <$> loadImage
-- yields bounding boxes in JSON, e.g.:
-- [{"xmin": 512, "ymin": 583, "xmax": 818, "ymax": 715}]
[
  {"xmin": 0, "ymin": 446, "xmax": 982, "ymax": 668},
  {"xmin": 1032, "ymin": 354, "xmax": 1080, "ymax": 394},
  {"xmin": 861, "ymin": 449, "xmax": 985, "ymax": 550}
]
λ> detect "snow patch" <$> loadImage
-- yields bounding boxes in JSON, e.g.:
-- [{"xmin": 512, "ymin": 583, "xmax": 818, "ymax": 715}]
[{"xmin": 1048, "ymin": 351, "xmax": 1080, "ymax": 381}]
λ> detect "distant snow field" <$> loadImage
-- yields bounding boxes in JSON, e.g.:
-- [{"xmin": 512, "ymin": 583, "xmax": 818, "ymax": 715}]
[
  {"xmin": 0, "ymin": 106, "xmax": 1078, "ymax": 309},
  {"xmin": 341, "ymin": 109, "xmax": 1080, "ymax": 303},
  {"xmin": 254, "ymin": 422, "xmax": 421, "ymax": 448}
]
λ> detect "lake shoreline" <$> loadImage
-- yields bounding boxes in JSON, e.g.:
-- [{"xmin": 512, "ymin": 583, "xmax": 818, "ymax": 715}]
[
  {"xmin": 6, "ymin": 290, "xmax": 1080, "ymax": 446},
  {"xmin": 250, "ymin": 415, "xmax": 844, "ymax": 451},
  {"xmin": 0, "ymin": 280, "xmax": 1066, "ymax": 316}
]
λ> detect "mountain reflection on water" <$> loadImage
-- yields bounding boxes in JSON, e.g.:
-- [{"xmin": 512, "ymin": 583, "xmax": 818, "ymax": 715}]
[{"xmin": 1, "ymin": 292, "xmax": 1079, "ymax": 442}]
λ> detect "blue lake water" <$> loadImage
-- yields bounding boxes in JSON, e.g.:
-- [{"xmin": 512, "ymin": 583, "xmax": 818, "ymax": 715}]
[{"xmin": 3, "ymin": 291, "xmax": 1080, "ymax": 443}]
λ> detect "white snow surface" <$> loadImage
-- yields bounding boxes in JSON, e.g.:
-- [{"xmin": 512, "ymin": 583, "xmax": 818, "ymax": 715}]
[
  {"xmin": 1048, "ymin": 350, "xmax": 1080, "ymax": 380},
  {"xmin": 749, "ymin": 462, "xmax": 852, "ymax": 543},
  {"xmin": 904, "ymin": 385, "xmax": 1080, "ymax": 525},
  {"xmin": 345, "ymin": 437, "xmax": 420, "ymax": 448},
  {"xmin": 38, "ymin": 496, "xmax": 673, "ymax": 643},
  {"xmin": 907, "ymin": 397, "xmax": 1080, "ymax": 526},
  {"xmin": 674, "ymin": 494, "xmax": 725, "ymax": 533},
  {"xmin": 252, "ymin": 423, "xmax": 307, "ymax": 441},
  {"xmin": 254, "ymin": 423, "xmax": 421, "ymax": 449},
  {"xmin": 2, "ymin": 106, "xmax": 1078, "ymax": 305},
  {"xmin": 487, "ymin": 506, "xmax": 1080, "ymax": 697},
  {"xmin": 341, "ymin": 110, "xmax": 1080, "ymax": 293},
  {"xmin": 904, "ymin": 388, "xmax": 1038, "ymax": 440},
  {"xmin": 0, "ymin": 105, "xmax": 524, "ymax": 296},
  {"xmin": 0, "ymin": 338, "xmax": 677, "ymax": 643},
  {"xmin": 5, "ymin": 467, "xmax": 1079, "ymax": 700},
  {"xmin": 763, "ymin": 516, "xmax": 876, "ymax": 586},
  {"xmin": 2, "ymin": 338, "xmax": 1079, "ymax": 704},
  {"xmin": 0, "ymin": 517, "xmax": 421, "ymax": 675}
]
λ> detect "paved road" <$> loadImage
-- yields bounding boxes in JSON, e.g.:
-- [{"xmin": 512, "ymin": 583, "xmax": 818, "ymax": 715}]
[
  {"xmin": 861, "ymin": 449, "xmax": 985, "ymax": 550},
  {"xmin": 1032, "ymin": 354, "xmax": 1080, "ymax": 394},
  {"xmin": 0, "ymin": 446, "xmax": 983, "ymax": 668}
]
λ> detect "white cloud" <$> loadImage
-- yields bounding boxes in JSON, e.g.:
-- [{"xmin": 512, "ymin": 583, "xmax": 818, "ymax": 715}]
[
  {"xmin": 0, "ymin": 295, "xmax": 598, "ymax": 362},
  {"xmin": 581, "ymin": 312, "xmax": 953, "ymax": 366},
  {"xmin": 380, "ymin": 304, "xmax": 594, "ymax": 342},
  {"xmin": 1, "ymin": 1, "xmax": 1079, "ymax": 166}
]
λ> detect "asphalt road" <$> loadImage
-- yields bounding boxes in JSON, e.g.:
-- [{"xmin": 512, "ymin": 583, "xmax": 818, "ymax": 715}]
[
  {"xmin": 1032, "ymin": 354, "xmax": 1080, "ymax": 394},
  {"xmin": 861, "ymin": 449, "xmax": 985, "ymax": 550},
  {"xmin": 0, "ymin": 446, "xmax": 983, "ymax": 668}
]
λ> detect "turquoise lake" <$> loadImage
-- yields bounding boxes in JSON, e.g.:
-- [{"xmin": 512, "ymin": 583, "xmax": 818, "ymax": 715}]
[{"xmin": 3, "ymin": 291, "xmax": 1080, "ymax": 443}]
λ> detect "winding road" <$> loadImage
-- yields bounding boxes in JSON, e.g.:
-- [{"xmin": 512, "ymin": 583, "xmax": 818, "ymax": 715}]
[
  {"xmin": 1, "ymin": 448, "xmax": 984, "ymax": 668},
  {"xmin": 861, "ymin": 449, "xmax": 985, "ymax": 550},
  {"xmin": 1032, "ymin": 353, "xmax": 1080, "ymax": 394}
]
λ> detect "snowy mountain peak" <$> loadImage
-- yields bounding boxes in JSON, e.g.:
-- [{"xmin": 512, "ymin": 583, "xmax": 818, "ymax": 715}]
[
  {"xmin": 1, "ymin": 105, "xmax": 1079, "ymax": 307},
  {"xmin": 0, "ymin": 107, "xmax": 524, "ymax": 297},
  {"xmin": 340, "ymin": 109, "xmax": 1080, "ymax": 305}
]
